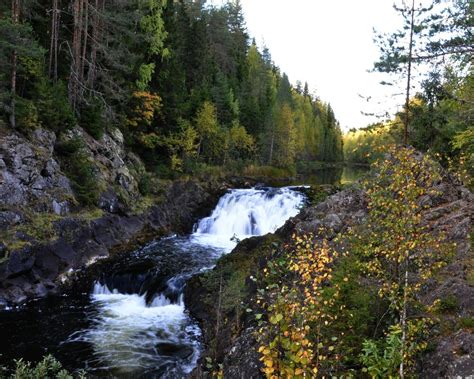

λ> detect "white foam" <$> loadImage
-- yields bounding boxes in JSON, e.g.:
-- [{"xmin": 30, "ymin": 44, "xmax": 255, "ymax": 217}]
[
  {"xmin": 73, "ymin": 187, "xmax": 305, "ymax": 375},
  {"xmin": 192, "ymin": 187, "xmax": 304, "ymax": 252}
]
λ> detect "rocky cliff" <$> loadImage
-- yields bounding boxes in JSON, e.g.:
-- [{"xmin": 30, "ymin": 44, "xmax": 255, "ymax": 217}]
[{"xmin": 0, "ymin": 127, "xmax": 227, "ymax": 305}]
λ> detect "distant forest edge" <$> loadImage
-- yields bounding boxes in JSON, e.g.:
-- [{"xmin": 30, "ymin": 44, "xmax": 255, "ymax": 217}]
[
  {"xmin": 0, "ymin": 0, "xmax": 343, "ymax": 177},
  {"xmin": 343, "ymin": 0, "xmax": 472, "ymax": 188}
]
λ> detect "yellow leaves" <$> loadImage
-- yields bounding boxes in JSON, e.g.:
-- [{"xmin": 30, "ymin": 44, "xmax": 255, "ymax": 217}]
[
  {"xmin": 126, "ymin": 91, "xmax": 162, "ymax": 129},
  {"xmin": 264, "ymin": 359, "xmax": 273, "ymax": 368},
  {"xmin": 256, "ymin": 233, "xmax": 345, "ymax": 378}
]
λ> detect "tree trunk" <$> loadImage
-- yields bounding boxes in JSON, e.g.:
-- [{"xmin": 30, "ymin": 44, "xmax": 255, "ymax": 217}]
[
  {"xmin": 48, "ymin": 0, "xmax": 60, "ymax": 81},
  {"xmin": 268, "ymin": 128, "xmax": 274, "ymax": 164},
  {"xmin": 399, "ymin": 267, "xmax": 409, "ymax": 379},
  {"xmin": 10, "ymin": 0, "xmax": 20, "ymax": 128},
  {"xmin": 87, "ymin": 0, "xmax": 99, "ymax": 89},
  {"xmin": 403, "ymin": 0, "xmax": 415, "ymax": 145},
  {"xmin": 69, "ymin": 0, "xmax": 84, "ymax": 110},
  {"xmin": 80, "ymin": 0, "xmax": 89, "ymax": 85}
]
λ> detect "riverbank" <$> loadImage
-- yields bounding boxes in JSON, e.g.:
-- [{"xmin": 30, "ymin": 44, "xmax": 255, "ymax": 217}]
[
  {"xmin": 0, "ymin": 126, "xmax": 350, "ymax": 306},
  {"xmin": 0, "ymin": 186, "xmax": 310, "ymax": 376},
  {"xmin": 186, "ymin": 149, "xmax": 473, "ymax": 378}
]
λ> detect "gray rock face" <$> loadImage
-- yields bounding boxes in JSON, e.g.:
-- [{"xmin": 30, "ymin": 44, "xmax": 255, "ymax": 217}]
[
  {"xmin": 63, "ymin": 127, "xmax": 144, "ymax": 209},
  {"xmin": 0, "ymin": 129, "xmax": 73, "ymax": 212}
]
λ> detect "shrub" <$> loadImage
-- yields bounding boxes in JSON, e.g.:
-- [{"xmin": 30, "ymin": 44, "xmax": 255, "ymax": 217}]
[
  {"xmin": 55, "ymin": 137, "xmax": 99, "ymax": 206},
  {"xmin": 79, "ymin": 100, "xmax": 104, "ymax": 140},
  {"xmin": 36, "ymin": 79, "xmax": 76, "ymax": 133},
  {"xmin": 16, "ymin": 97, "xmax": 40, "ymax": 130},
  {"xmin": 0, "ymin": 354, "xmax": 84, "ymax": 379},
  {"xmin": 138, "ymin": 172, "xmax": 153, "ymax": 196}
]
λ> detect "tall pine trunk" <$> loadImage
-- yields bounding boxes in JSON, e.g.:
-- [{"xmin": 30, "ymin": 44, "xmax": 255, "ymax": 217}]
[
  {"xmin": 10, "ymin": 0, "xmax": 20, "ymax": 128},
  {"xmin": 48, "ymin": 0, "xmax": 59, "ymax": 81},
  {"xmin": 80, "ymin": 0, "xmax": 89, "ymax": 85},
  {"xmin": 403, "ymin": 0, "xmax": 415, "ymax": 145},
  {"xmin": 87, "ymin": 0, "xmax": 100, "ymax": 89},
  {"xmin": 69, "ymin": 0, "xmax": 84, "ymax": 110},
  {"xmin": 268, "ymin": 128, "xmax": 274, "ymax": 164}
]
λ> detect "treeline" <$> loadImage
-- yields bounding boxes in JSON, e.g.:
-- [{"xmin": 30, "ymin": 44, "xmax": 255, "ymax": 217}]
[
  {"xmin": 345, "ymin": 70, "xmax": 473, "ymax": 164},
  {"xmin": 345, "ymin": 0, "xmax": 472, "ymax": 187},
  {"xmin": 344, "ymin": 69, "xmax": 473, "ymax": 188},
  {"xmin": 0, "ymin": 0, "xmax": 343, "ymax": 174}
]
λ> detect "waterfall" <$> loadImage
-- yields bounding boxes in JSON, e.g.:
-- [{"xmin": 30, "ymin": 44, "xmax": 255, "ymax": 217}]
[
  {"xmin": 192, "ymin": 187, "xmax": 304, "ymax": 249},
  {"xmin": 67, "ymin": 186, "xmax": 305, "ymax": 376}
]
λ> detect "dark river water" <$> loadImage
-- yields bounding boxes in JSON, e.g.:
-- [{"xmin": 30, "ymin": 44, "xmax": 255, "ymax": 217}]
[
  {"xmin": 0, "ymin": 187, "xmax": 308, "ymax": 378},
  {"xmin": 0, "ymin": 166, "xmax": 368, "ymax": 377}
]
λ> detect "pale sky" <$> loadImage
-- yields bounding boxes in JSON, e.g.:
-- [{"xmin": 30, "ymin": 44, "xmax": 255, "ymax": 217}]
[{"xmin": 208, "ymin": 0, "xmax": 407, "ymax": 131}]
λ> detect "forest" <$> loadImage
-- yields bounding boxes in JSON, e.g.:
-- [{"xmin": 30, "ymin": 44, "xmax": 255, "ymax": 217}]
[
  {"xmin": 0, "ymin": 0, "xmax": 472, "ymax": 378},
  {"xmin": 0, "ymin": 0, "xmax": 343, "ymax": 180}
]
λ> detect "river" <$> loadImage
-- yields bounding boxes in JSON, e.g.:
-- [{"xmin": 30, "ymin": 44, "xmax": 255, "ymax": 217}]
[{"xmin": 0, "ymin": 187, "xmax": 305, "ymax": 377}]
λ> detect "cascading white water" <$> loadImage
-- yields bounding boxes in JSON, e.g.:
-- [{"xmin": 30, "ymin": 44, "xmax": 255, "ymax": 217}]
[
  {"xmin": 68, "ymin": 187, "xmax": 305, "ymax": 377},
  {"xmin": 69, "ymin": 282, "xmax": 199, "ymax": 376},
  {"xmin": 192, "ymin": 187, "xmax": 305, "ymax": 250}
]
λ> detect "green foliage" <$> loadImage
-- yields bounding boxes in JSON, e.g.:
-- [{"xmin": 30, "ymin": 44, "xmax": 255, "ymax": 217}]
[
  {"xmin": 435, "ymin": 295, "xmax": 460, "ymax": 314},
  {"xmin": 36, "ymin": 80, "xmax": 76, "ymax": 133},
  {"xmin": 361, "ymin": 326, "xmax": 402, "ymax": 378},
  {"xmin": 457, "ymin": 317, "xmax": 474, "ymax": 331},
  {"xmin": 0, "ymin": 355, "xmax": 84, "ymax": 379},
  {"xmin": 15, "ymin": 97, "xmax": 40, "ymax": 130},
  {"xmin": 56, "ymin": 137, "xmax": 100, "ymax": 207},
  {"xmin": 1, "ymin": 0, "xmax": 344, "ymax": 174},
  {"xmin": 344, "ymin": 123, "xmax": 396, "ymax": 164},
  {"xmin": 79, "ymin": 100, "xmax": 104, "ymax": 140},
  {"xmin": 227, "ymin": 121, "xmax": 256, "ymax": 161},
  {"xmin": 138, "ymin": 171, "xmax": 154, "ymax": 196},
  {"xmin": 242, "ymin": 164, "xmax": 296, "ymax": 179}
]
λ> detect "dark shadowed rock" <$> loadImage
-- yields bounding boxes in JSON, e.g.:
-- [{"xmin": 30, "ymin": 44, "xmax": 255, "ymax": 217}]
[
  {"xmin": 0, "ymin": 177, "xmax": 226, "ymax": 305},
  {"xmin": 0, "ymin": 211, "xmax": 23, "ymax": 230}
]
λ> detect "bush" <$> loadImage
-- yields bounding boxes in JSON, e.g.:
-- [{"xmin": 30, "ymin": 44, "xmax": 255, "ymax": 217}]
[
  {"xmin": 36, "ymin": 79, "xmax": 76, "ymax": 133},
  {"xmin": 0, "ymin": 354, "xmax": 84, "ymax": 379},
  {"xmin": 436, "ymin": 295, "xmax": 459, "ymax": 313},
  {"xmin": 16, "ymin": 97, "xmax": 40, "ymax": 130},
  {"xmin": 55, "ymin": 137, "xmax": 100, "ymax": 206},
  {"xmin": 243, "ymin": 164, "xmax": 296, "ymax": 178},
  {"xmin": 138, "ymin": 172, "xmax": 153, "ymax": 196},
  {"xmin": 79, "ymin": 100, "xmax": 104, "ymax": 140}
]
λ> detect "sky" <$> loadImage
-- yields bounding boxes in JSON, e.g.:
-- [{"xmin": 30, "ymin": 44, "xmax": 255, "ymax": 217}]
[{"xmin": 208, "ymin": 0, "xmax": 406, "ymax": 131}]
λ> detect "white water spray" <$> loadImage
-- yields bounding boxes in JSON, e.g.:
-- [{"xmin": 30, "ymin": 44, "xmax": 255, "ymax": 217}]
[
  {"xmin": 69, "ymin": 187, "xmax": 305, "ymax": 376},
  {"xmin": 192, "ymin": 187, "xmax": 304, "ymax": 250}
]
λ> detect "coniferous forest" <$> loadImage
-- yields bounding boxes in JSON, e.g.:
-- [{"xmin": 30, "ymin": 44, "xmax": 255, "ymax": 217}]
[
  {"xmin": 0, "ymin": 1, "xmax": 472, "ymax": 378},
  {"xmin": 0, "ymin": 0, "xmax": 343, "ymax": 177}
]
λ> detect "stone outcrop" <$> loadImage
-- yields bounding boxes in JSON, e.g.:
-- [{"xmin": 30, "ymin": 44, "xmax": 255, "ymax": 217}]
[
  {"xmin": 0, "ymin": 127, "xmax": 231, "ymax": 305},
  {"xmin": 61, "ymin": 126, "xmax": 144, "ymax": 211},
  {"xmin": 0, "ymin": 129, "xmax": 73, "ymax": 217}
]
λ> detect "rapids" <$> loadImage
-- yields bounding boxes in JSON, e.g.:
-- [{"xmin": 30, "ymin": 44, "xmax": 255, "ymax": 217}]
[{"xmin": 0, "ymin": 187, "xmax": 305, "ymax": 377}]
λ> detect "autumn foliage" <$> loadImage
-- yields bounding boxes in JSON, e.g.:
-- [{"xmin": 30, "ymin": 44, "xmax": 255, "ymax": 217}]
[{"xmin": 255, "ymin": 146, "xmax": 452, "ymax": 378}]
